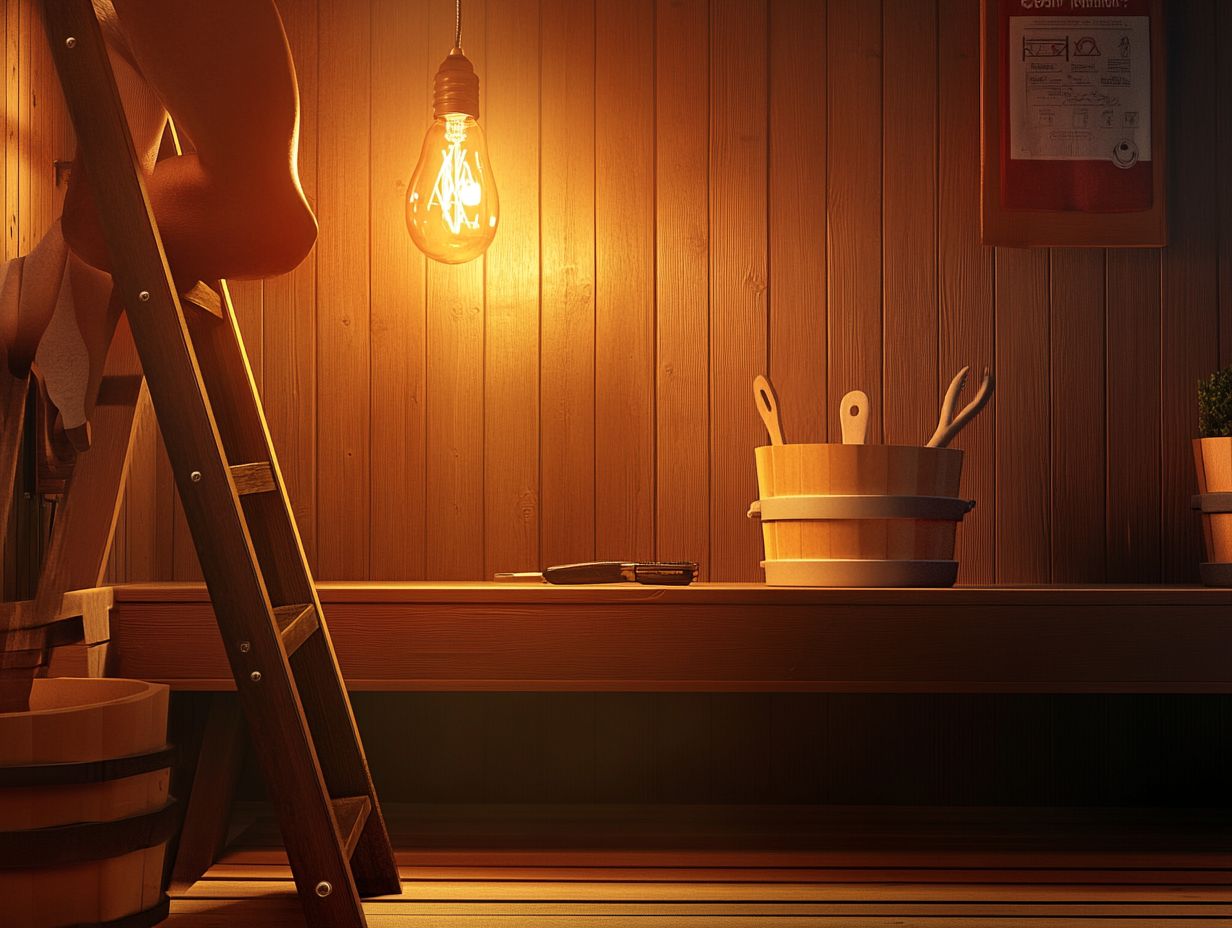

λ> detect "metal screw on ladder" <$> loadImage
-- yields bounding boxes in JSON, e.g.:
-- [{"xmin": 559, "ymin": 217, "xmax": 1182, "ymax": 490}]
[
  {"xmin": 138, "ymin": 290, "xmax": 150, "ymax": 302},
  {"xmin": 64, "ymin": 37, "xmax": 76, "ymax": 49},
  {"xmin": 249, "ymin": 670, "xmax": 262, "ymax": 683},
  {"xmin": 239, "ymin": 641, "xmax": 251, "ymax": 654},
  {"xmin": 190, "ymin": 470, "xmax": 202, "ymax": 483},
  {"xmin": 315, "ymin": 881, "xmax": 332, "ymax": 898}
]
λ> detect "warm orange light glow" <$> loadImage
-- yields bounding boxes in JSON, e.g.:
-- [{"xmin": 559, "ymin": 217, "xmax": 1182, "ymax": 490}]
[{"xmin": 406, "ymin": 112, "xmax": 498, "ymax": 264}]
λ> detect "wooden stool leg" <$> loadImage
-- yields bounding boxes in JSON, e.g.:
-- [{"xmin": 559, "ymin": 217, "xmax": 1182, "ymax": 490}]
[{"xmin": 172, "ymin": 694, "xmax": 246, "ymax": 892}]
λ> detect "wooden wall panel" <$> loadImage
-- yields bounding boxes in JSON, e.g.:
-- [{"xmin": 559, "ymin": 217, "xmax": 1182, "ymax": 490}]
[
  {"xmin": 316, "ymin": 0, "xmax": 371, "ymax": 579},
  {"xmin": 16, "ymin": 0, "xmax": 1215, "ymax": 589},
  {"xmin": 768, "ymin": 0, "xmax": 825, "ymax": 446},
  {"xmin": 709, "ymin": 0, "xmax": 766, "ymax": 580},
  {"xmin": 369, "ymin": 0, "xmax": 428, "ymax": 579},
  {"xmin": 882, "ymin": 0, "xmax": 936, "ymax": 447},
  {"xmin": 1161, "ymin": 0, "xmax": 1218, "ymax": 581},
  {"xmin": 995, "ymin": 249, "xmax": 1050, "ymax": 582},
  {"xmin": 484, "ymin": 0, "xmax": 540, "ymax": 576},
  {"xmin": 539, "ymin": 0, "xmax": 595, "ymax": 569},
  {"xmin": 594, "ymin": 0, "xmax": 654, "ymax": 562},
  {"xmin": 937, "ymin": 0, "xmax": 996, "ymax": 583},
  {"xmin": 655, "ymin": 0, "xmax": 708, "ymax": 570},
  {"xmin": 1106, "ymin": 250, "xmax": 1161, "ymax": 582},
  {"xmin": 1049, "ymin": 250, "xmax": 1105, "ymax": 582},
  {"xmin": 826, "ymin": 0, "xmax": 882, "ymax": 444}
]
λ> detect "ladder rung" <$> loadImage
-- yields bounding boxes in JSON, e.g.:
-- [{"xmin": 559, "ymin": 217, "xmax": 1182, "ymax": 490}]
[
  {"xmin": 273, "ymin": 603, "xmax": 319, "ymax": 656},
  {"xmin": 230, "ymin": 461, "xmax": 276, "ymax": 495},
  {"xmin": 181, "ymin": 280, "xmax": 224, "ymax": 319},
  {"xmin": 331, "ymin": 795, "xmax": 371, "ymax": 859}
]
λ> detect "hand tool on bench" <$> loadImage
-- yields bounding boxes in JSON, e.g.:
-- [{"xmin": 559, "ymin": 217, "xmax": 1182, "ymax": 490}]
[{"xmin": 496, "ymin": 561, "xmax": 699, "ymax": 585}]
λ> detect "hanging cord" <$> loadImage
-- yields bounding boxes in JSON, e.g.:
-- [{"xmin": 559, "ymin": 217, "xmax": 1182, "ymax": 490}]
[{"xmin": 454, "ymin": 0, "xmax": 462, "ymax": 49}]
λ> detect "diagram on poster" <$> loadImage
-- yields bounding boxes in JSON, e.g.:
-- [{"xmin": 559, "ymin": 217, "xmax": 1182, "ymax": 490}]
[{"xmin": 1008, "ymin": 16, "xmax": 1150, "ymax": 166}]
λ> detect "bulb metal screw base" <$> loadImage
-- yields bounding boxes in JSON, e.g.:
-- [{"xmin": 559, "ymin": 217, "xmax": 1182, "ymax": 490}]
[{"xmin": 433, "ymin": 47, "xmax": 480, "ymax": 120}]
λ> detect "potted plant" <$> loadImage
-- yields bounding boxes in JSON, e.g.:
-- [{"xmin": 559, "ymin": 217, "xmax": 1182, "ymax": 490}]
[{"xmin": 1194, "ymin": 366, "xmax": 1232, "ymax": 585}]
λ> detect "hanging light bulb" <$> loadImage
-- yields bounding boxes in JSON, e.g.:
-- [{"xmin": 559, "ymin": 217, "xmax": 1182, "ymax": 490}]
[{"xmin": 406, "ymin": 1, "xmax": 498, "ymax": 264}]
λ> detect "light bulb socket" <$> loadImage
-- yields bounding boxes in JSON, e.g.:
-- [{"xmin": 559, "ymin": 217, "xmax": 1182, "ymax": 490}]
[{"xmin": 432, "ymin": 47, "xmax": 480, "ymax": 120}]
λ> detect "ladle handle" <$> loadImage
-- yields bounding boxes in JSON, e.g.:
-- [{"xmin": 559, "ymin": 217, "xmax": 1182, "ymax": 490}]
[{"xmin": 752, "ymin": 374, "xmax": 785, "ymax": 445}]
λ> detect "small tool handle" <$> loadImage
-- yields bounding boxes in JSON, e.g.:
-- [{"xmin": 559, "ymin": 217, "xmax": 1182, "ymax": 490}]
[
  {"xmin": 840, "ymin": 390, "xmax": 869, "ymax": 444},
  {"xmin": 752, "ymin": 374, "xmax": 785, "ymax": 445},
  {"xmin": 542, "ymin": 561, "xmax": 698, "ymax": 585}
]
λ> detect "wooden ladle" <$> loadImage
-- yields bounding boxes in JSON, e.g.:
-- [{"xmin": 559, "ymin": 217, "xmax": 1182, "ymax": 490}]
[{"xmin": 753, "ymin": 374, "xmax": 785, "ymax": 445}]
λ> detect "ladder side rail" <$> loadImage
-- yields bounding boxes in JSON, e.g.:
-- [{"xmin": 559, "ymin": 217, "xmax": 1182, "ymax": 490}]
[
  {"xmin": 41, "ymin": 3, "xmax": 369, "ymax": 924},
  {"xmin": 184, "ymin": 289, "xmax": 400, "ymax": 896}
]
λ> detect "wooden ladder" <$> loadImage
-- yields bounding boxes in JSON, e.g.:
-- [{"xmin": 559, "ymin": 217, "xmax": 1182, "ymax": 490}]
[{"xmin": 40, "ymin": 2, "xmax": 401, "ymax": 924}]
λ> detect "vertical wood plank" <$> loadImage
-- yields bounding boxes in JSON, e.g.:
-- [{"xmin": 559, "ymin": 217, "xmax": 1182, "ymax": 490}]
[
  {"xmin": 594, "ymin": 0, "xmax": 654, "ymax": 561},
  {"xmin": 483, "ymin": 0, "xmax": 539, "ymax": 576},
  {"xmin": 709, "ymin": 0, "xmax": 767, "ymax": 581},
  {"xmin": 995, "ymin": 248, "xmax": 1050, "ymax": 582},
  {"xmin": 1106, "ymin": 249, "xmax": 1161, "ymax": 582},
  {"xmin": 826, "ymin": 0, "xmax": 881, "ymax": 443},
  {"xmin": 882, "ymin": 0, "xmax": 937, "ymax": 447},
  {"xmin": 938, "ymin": 0, "xmax": 995, "ymax": 582},
  {"xmin": 539, "ymin": 0, "xmax": 595, "ymax": 568},
  {"xmin": 1050, "ymin": 249, "xmax": 1106, "ymax": 582},
  {"xmin": 266, "ymin": 0, "xmax": 319, "ymax": 570},
  {"xmin": 1222, "ymin": 0, "xmax": 1232, "ymax": 369},
  {"xmin": 424, "ymin": 0, "xmax": 486, "ymax": 580},
  {"xmin": 768, "ymin": 0, "xmax": 825, "ymax": 446},
  {"xmin": 369, "ymin": 0, "xmax": 427, "ymax": 579},
  {"xmin": 1161, "ymin": 0, "xmax": 1218, "ymax": 581},
  {"xmin": 316, "ymin": 0, "xmax": 371, "ymax": 579},
  {"xmin": 655, "ymin": 0, "xmax": 709, "ymax": 569},
  {"xmin": 229, "ymin": 281, "xmax": 263, "ymax": 391}
]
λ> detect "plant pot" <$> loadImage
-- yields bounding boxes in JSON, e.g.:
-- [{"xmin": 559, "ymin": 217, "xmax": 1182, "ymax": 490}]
[
  {"xmin": 0, "ymin": 677, "xmax": 174, "ymax": 928},
  {"xmin": 1193, "ymin": 437, "xmax": 1232, "ymax": 586},
  {"xmin": 749, "ymin": 443, "xmax": 974, "ymax": 587}
]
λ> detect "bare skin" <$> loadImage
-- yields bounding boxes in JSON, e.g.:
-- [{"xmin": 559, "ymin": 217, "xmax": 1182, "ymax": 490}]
[
  {"xmin": 65, "ymin": 0, "xmax": 318, "ymax": 284},
  {"xmin": 1, "ymin": 0, "xmax": 316, "ymax": 439}
]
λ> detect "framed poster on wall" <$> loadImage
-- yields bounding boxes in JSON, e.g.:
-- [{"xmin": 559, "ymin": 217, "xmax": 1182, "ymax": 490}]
[{"xmin": 980, "ymin": 0, "xmax": 1166, "ymax": 247}]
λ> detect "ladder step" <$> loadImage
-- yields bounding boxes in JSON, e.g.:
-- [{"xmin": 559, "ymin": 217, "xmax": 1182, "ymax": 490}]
[
  {"xmin": 230, "ymin": 461, "xmax": 276, "ymax": 495},
  {"xmin": 331, "ymin": 795, "xmax": 371, "ymax": 860},
  {"xmin": 273, "ymin": 603, "xmax": 319, "ymax": 656},
  {"xmin": 181, "ymin": 280, "xmax": 224, "ymax": 319}
]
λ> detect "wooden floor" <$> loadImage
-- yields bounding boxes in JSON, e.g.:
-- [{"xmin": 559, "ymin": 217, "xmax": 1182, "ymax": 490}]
[{"xmin": 166, "ymin": 803, "xmax": 1232, "ymax": 926}]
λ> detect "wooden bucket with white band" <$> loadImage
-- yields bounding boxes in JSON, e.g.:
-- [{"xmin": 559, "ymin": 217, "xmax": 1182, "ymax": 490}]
[{"xmin": 749, "ymin": 444, "xmax": 972, "ymax": 587}]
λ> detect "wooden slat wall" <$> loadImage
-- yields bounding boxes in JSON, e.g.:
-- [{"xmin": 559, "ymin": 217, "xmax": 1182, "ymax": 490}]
[{"xmin": 0, "ymin": 0, "xmax": 1223, "ymax": 588}]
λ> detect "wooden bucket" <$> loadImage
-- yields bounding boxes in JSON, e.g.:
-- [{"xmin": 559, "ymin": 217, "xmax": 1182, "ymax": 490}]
[
  {"xmin": 0, "ymin": 677, "xmax": 175, "ymax": 928},
  {"xmin": 1193, "ymin": 437, "xmax": 1232, "ymax": 586},
  {"xmin": 750, "ymin": 443, "xmax": 971, "ymax": 586}
]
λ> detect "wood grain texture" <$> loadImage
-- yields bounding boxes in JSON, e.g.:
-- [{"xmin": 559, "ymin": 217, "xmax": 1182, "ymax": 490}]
[
  {"xmin": 483, "ymin": 0, "xmax": 540, "ymax": 576},
  {"xmin": 1050, "ymin": 249, "xmax": 1105, "ymax": 582},
  {"xmin": 881, "ymin": 0, "xmax": 936, "ymax": 447},
  {"xmin": 105, "ymin": 583, "xmax": 1232, "ymax": 693},
  {"xmin": 826, "ymin": 0, "xmax": 882, "ymax": 444},
  {"xmin": 995, "ymin": 248, "xmax": 1050, "ymax": 582},
  {"xmin": 316, "ymin": 0, "xmax": 371, "ymax": 580},
  {"xmin": 768, "ymin": 0, "xmax": 825, "ymax": 447},
  {"xmin": 709, "ymin": 0, "xmax": 767, "ymax": 581},
  {"xmin": 655, "ymin": 0, "xmax": 709, "ymax": 572},
  {"xmin": 263, "ymin": 0, "xmax": 319, "ymax": 568},
  {"xmin": 424, "ymin": 0, "xmax": 486, "ymax": 580},
  {"xmin": 937, "ymin": 0, "xmax": 995, "ymax": 583},
  {"xmin": 19, "ymin": 0, "xmax": 1228, "ymax": 591},
  {"xmin": 368, "ymin": 0, "xmax": 427, "ymax": 579},
  {"xmin": 595, "ymin": 0, "xmax": 654, "ymax": 562},
  {"xmin": 539, "ymin": 0, "xmax": 595, "ymax": 569},
  {"xmin": 1161, "ymin": 0, "xmax": 1218, "ymax": 581}
]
